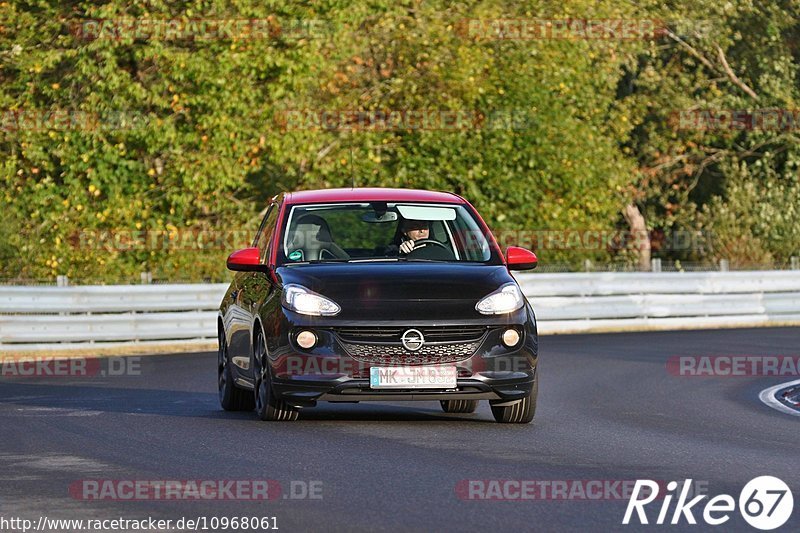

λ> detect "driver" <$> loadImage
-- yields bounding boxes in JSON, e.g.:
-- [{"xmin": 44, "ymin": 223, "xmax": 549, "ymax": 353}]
[
  {"xmin": 398, "ymin": 219, "xmax": 429, "ymax": 254},
  {"xmin": 385, "ymin": 218, "xmax": 431, "ymax": 256}
]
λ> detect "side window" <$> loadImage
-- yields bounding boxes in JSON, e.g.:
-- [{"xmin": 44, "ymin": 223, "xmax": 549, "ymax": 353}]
[
  {"xmin": 252, "ymin": 204, "xmax": 272, "ymax": 248},
  {"xmin": 255, "ymin": 202, "xmax": 280, "ymax": 263},
  {"xmin": 450, "ymin": 215, "xmax": 489, "ymax": 261}
]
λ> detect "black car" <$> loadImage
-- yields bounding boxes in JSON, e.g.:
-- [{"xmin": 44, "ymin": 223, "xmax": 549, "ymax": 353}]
[{"xmin": 218, "ymin": 188, "xmax": 539, "ymax": 423}]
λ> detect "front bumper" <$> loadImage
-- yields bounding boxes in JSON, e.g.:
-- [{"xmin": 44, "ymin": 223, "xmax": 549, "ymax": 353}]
[
  {"xmin": 272, "ymin": 370, "xmax": 535, "ymax": 407},
  {"xmin": 257, "ymin": 307, "xmax": 538, "ymax": 407}
]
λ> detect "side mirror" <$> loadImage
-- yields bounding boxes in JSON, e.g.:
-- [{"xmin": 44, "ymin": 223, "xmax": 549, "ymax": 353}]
[
  {"xmin": 506, "ymin": 246, "xmax": 537, "ymax": 271},
  {"xmin": 226, "ymin": 247, "xmax": 266, "ymax": 272}
]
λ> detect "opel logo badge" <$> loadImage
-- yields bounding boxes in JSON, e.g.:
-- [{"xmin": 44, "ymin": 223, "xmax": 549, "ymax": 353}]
[{"xmin": 401, "ymin": 329, "xmax": 425, "ymax": 351}]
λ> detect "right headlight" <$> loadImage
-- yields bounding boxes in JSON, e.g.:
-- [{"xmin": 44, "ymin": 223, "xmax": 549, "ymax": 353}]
[
  {"xmin": 475, "ymin": 283, "xmax": 524, "ymax": 315},
  {"xmin": 282, "ymin": 284, "xmax": 341, "ymax": 316}
]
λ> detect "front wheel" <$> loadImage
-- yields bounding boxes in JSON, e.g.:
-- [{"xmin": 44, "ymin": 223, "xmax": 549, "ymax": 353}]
[
  {"xmin": 490, "ymin": 374, "xmax": 537, "ymax": 424},
  {"xmin": 218, "ymin": 329, "xmax": 255, "ymax": 411},
  {"xmin": 253, "ymin": 333, "xmax": 299, "ymax": 422}
]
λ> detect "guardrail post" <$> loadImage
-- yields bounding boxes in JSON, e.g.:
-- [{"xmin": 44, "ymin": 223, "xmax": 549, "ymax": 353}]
[
  {"xmin": 140, "ymin": 272, "xmax": 152, "ymax": 284},
  {"xmin": 650, "ymin": 258, "xmax": 662, "ymax": 272},
  {"xmin": 56, "ymin": 275, "xmax": 69, "ymax": 287},
  {"xmin": 719, "ymin": 259, "xmax": 729, "ymax": 272},
  {"xmin": 791, "ymin": 256, "xmax": 799, "ymax": 270},
  {"xmin": 583, "ymin": 259, "xmax": 592, "ymax": 272}
]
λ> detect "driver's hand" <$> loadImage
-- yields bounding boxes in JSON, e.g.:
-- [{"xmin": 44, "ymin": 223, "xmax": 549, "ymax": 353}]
[{"xmin": 399, "ymin": 240, "xmax": 415, "ymax": 254}]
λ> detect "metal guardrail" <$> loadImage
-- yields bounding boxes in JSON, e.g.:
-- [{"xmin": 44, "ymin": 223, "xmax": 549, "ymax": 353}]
[
  {"xmin": 1, "ymin": 272, "xmax": 799, "ymax": 350},
  {"xmin": 0, "ymin": 284, "xmax": 227, "ymax": 351},
  {"xmin": 516, "ymin": 271, "xmax": 800, "ymax": 333}
]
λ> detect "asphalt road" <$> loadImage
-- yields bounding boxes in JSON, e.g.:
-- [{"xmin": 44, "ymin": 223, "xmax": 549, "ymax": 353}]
[{"xmin": 1, "ymin": 327, "xmax": 798, "ymax": 532}]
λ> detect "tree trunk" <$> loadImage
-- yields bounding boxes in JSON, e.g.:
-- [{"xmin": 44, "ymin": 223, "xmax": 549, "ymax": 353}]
[{"xmin": 623, "ymin": 204, "xmax": 651, "ymax": 271}]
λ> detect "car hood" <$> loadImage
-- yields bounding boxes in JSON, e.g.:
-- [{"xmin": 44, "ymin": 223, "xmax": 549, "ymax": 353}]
[{"xmin": 275, "ymin": 262, "xmax": 517, "ymax": 321}]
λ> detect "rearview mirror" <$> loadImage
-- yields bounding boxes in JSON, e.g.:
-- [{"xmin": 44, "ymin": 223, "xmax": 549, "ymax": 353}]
[
  {"xmin": 506, "ymin": 246, "xmax": 538, "ymax": 271},
  {"xmin": 362, "ymin": 212, "xmax": 398, "ymax": 223},
  {"xmin": 226, "ymin": 247, "xmax": 266, "ymax": 272}
]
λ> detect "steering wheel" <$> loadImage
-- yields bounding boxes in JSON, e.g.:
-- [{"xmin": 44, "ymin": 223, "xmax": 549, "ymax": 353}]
[
  {"xmin": 410, "ymin": 238, "xmax": 448, "ymax": 251},
  {"xmin": 405, "ymin": 238, "xmax": 455, "ymax": 260}
]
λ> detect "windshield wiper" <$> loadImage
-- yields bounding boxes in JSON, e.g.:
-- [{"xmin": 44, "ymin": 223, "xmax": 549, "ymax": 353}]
[
  {"xmin": 287, "ymin": 258, "xmax": 351, "ymax": 265},
  {"xmin": 348, "ymin": 257, "xmax": 440, "ymax": 263},
  {"xmin": 287, "ymin": 257, "xmax": 451, "ymax": 265}
]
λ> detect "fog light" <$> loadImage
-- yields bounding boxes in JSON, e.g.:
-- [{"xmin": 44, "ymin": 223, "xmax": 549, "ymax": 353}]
[
  {"xmin": 502, "ymin": 328, "xmax": 520, "ymax": 347},
  {"xmin": 296, "ymin": 330, "xmax": 317, "ymax": 349}
]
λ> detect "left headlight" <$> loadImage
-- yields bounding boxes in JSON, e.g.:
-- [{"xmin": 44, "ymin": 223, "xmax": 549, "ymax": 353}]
[
  {"xmin": 282, "ymin": 284, "xmax": 341, "ymax": 316},
  {"xmin": 475, "ymin": 283, "xmax": 524, "ymax": 315}
]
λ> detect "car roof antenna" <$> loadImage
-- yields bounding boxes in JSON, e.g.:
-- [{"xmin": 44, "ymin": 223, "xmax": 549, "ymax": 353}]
[{"xmin": 349, "ymin": 143, "xmax": 356, "ymax": 189}]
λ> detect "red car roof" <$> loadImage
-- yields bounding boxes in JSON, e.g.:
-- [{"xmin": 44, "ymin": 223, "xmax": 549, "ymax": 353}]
[{"xmin": 285, "ymin": 187, "xmax": 464, "ymax": 205}]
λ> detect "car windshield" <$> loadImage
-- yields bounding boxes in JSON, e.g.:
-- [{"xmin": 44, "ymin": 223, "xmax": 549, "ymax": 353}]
[{"xmin": 278, "ymin": 202, "xmax": 497, "ymax": 265}]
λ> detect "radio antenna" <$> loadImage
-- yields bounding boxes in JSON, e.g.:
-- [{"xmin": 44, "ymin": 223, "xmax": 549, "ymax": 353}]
[{"xmin": 349, "ymin": 141, "xmax": 356, "ymax": 189}]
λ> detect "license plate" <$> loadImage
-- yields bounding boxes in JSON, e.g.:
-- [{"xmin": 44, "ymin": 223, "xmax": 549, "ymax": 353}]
[{"xmin": 369, "ymin": 366, "xmax": 457, "ymax": 389}]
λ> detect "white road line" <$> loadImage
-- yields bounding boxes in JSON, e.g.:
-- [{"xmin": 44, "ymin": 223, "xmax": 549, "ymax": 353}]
[{"xmin": 758, "ymin": 379, "xmax": 800, "ymax": 417}]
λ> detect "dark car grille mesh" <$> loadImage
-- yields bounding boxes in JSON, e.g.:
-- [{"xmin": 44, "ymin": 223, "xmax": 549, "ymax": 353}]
[
  {"xmin": 339, "ymin": 340, "xmax": 482, "ymax": 365},
  {"xmin": 335, "ymin": 326, "xmax": 487, "ymax": 344},
  {"xmin": 334, "ymin": 326, "xmax": 487, "ymax": 365}
]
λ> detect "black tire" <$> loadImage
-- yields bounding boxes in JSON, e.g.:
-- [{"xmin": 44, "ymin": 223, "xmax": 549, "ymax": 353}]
[
  {"xmin": 490, "ymin": 374, "xmax": 538, "ymax": 424},
  {"xmin": 218, "ymin": 329, "xmax": 255, "ymax": 411},
  {"xmin": 440, "ymin": 399, "xmax": 479, "ymax": 413},
  {"xmin": 253, "ymin": 332, "xmax": 299, "ymax": 422}
]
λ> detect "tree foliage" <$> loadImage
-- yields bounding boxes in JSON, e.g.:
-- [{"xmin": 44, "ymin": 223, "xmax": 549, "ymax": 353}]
[{"xmin": 0, "ymin": 0, "xmax": 797, "ymax": 281}]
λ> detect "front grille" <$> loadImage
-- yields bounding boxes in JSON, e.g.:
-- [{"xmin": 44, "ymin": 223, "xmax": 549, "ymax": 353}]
[
  {"xmin": 334, "ymin": 325, "xmax": 488, "ymax": 365},
  {"xmin": 339, "ymin": 339, "xmax": 482, "ymax": 365},
  {"xmin": 334, "ymin": 325, "xmax": 487, "ymax": 344},
  {"xmin": 342, "ymin": 341, "xmax": 480, "ymax": 365}
]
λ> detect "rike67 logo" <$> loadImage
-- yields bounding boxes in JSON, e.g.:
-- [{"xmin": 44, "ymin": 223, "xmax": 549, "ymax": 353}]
[{"xmin": 623, "ymin": 476, "xmax": 794, "ymax": 530}]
